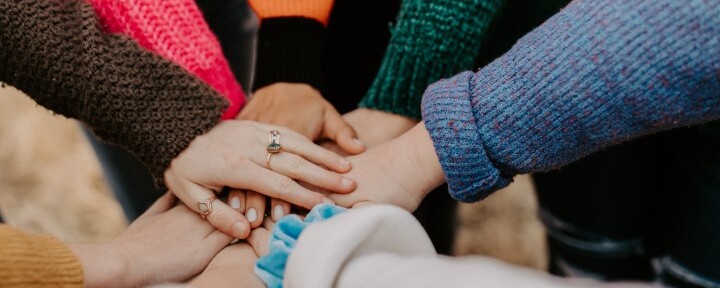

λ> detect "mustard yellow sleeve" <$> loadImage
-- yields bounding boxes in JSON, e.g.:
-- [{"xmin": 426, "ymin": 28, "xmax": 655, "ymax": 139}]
[{"xmin": 0, "ymin": 225, "xmax": 83, "ymax": 287}]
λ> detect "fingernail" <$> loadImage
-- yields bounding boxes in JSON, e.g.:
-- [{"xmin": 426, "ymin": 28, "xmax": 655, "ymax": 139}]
[
  {"xmin": 230, "ymin": 196, "xmax": 241, "ymax": 210},
  {"xmin": 323, "ymin": 198, "xmax": 335, "ymax": 205},
  {"xmin": 342, "ymin": 177, "xmax": 354, "ymax": 187},
  {"xmin": 247, "ymin": 208, "xmax": 258, "ymax": 223},
  {"xmin": 272, "ymin": 205, "xmax": 285, "ymax": 221},
  {"xmin": 232, "ymin": 222, "xmax": 246, "ymax": 238},
  {"xmin": 353, "ymin": 138, "xmax": 365, "ymax": 147},
  {"xmin": 339, "ymin": 158, "xmax": 351, "ymax": 167}
]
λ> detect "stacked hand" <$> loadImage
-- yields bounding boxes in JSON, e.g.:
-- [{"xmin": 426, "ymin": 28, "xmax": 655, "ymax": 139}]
[{"xmin": 164, "ymin": 120, "xmax": 356, "ymax": 239}]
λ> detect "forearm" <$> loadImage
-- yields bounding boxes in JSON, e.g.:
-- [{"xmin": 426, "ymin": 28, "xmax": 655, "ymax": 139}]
[
  {"xmin": 248, "ymin": 0, "xmax": 334, "ymax": 91},
  {"xmin": 359, "ymin": 0, "xmax": 504, "ymax": 119},
  {"xmin": 0, "ymin": 225, "xmax": 83, "ymax": 287},
  {"xmin": 0, "ymin": 0, "xmax": 227, "ymax": 184},
  {"xmin": 422, "ymin": 0, "xmax": 720, "ymax": 201},
  {"xmin": 67, "ymin": 244, "xmax": 126, "ymax": 288}
]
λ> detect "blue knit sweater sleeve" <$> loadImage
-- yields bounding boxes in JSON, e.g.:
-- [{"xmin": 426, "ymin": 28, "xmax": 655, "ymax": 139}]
[{"xmin": 421, "ymin": 0, "xmax": 720, "ymax": 202}]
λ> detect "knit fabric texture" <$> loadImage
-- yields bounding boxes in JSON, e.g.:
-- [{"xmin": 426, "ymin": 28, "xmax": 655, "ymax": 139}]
[
  {"xmin": 359, "ymin": 0, "xmax": 504, "ymax": 119},
  {"xmin": 88, "ymin": 0, "xmax": 245, "ymax": 119},
  {"xmin": 421, "ymin": 0, "xmax": 720, "ymax": 202},
  {"xmin": 0, "ymin": 0, "xmax": 228, "ymax": 186},
  {"xmin": 0, "ymin": 225, "xmax": 83, "ymax": 287},
  {"xmin": 253, "ymin": 18, "xmax": 326, "ymax": 92},
  {"xmin": 248, "ymin": 0, "xmax": 334, "ymax": 25},
  {"xmin": 248, "ymin": 0, "xmax": 333, "ymax": 92}
]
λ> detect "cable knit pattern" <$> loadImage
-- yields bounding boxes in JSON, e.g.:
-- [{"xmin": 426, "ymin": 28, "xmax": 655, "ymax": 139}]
[
  {"xmin": 422, "ymin": 0, "xmax": 720, "ymax": 202},
  {"xmin": 0, "ymin": 0, "xmax": 228, "ymax": 186},
  {"xmin": 88, "ymin": 0, "xmax": 245, "ymax": 119},
  {"xmin": 0, "ymin": 225, "xmax": 83, "ymax": 287},
  {"xmin": 359, "ymin": 0, "xmax": 503, "ymax": 119}
]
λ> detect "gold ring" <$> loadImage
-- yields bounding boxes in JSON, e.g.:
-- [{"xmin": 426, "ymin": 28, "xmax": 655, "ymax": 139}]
[
  {"xmin": 197, "ymin": 196, "xmax": 217, "ymax": 220},
  {"xmin": 267, "ymin": 130, "xmax": 282, "ymax": 153},
  {"xmin": 266, "ymin": 152, "xmax": 274, "ymax": 170}
]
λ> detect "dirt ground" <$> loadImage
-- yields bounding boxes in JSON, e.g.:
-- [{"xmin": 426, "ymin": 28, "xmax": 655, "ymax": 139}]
[{"xmin": 0, "ymin": 85, "xmax": 547, "ymax": 269}]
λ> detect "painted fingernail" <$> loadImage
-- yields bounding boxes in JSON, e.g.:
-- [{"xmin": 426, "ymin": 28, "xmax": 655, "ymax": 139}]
[
  {"xmin": 247, "ymin": 208, "xmax": 258, "ymax": 223},
  {"xmin": 230, "ymin": 196, "xmax": 241, "ymax": 210},
  {"xmin": 353, "ymin": 138, "xmax": 365, "ymax": 147},
  {"xmin": 339, "ymin": 158, "xmax": 351, "ymax": 167},
  {"xmin": 272, "ymin": 205, "xmax": 285, "ymax": 221},
  {"xmin": 232, "ymin": 222, "xmax": 246, "ymax": 238},
  {"xmin": 323, "ymin": 198, "xmax": 335, "ymax": 205},
  {"xmin": 342, "ymin": 177, "xmax": 354, "ymax": 187}
]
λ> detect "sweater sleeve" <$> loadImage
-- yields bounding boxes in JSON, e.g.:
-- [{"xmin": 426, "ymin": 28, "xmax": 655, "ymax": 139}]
[
  {"xmin": 0, "ymin": 0, "xmax": 228, "ymax": 186},
  {"xmin": 247, "ymin": 0, "xmax": 334, "ymax": 92},
  {"xmin": 88, "ymin": 0, "xmax": 246, "ymax": 119},
  {"xmin": 421, "ymin": 0, "xmax": 720, "ymax": 202},
  {"xmin": 0, "ymin": 225, "xmax": 83, "ymax": 287},
  {"xmin": 358, "ymin": 0, "xmax": 504, "ymax": 120}
]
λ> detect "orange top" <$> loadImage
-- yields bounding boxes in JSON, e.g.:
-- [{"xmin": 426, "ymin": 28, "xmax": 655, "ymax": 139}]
[{"xmin": 248, "ymin": 0, "xmax": 335, "ymax": 25}]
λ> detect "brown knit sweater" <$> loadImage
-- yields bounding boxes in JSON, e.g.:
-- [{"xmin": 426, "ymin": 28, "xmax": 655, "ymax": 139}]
[
  {"xmin": 0, "ymin": 0, "xmax": 228, "ymax": 184},
  {"xmin": 0, "ymin": 225, "xmax": 83, "ymax": 287}
]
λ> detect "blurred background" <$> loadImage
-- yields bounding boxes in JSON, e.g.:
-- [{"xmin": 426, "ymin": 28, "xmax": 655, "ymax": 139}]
[{"xmin": 0, "ymin": 84, "xmax": 547, "ymax": 268}]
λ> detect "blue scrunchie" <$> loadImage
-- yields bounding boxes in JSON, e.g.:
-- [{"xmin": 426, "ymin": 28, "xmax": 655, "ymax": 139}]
[{"xmin": 254, "ymin": 204, "xmax": 347, "ymax": 288}]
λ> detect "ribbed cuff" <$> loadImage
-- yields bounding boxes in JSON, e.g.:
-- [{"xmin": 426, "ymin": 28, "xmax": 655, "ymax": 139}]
[
  {"xmin": 253, "ymin": 17, "xmax": 325, "ymax": 92},
  {"xmin": 421, "ymin": 72, "xmax": 512, "ymax": 202},
  {"xmin": 359, "ymin": 0, "xmax": 503, "ymax": 120},
  {"xmin": 0, "ymin": 226, "xmax": 83, "ymax": 287}
]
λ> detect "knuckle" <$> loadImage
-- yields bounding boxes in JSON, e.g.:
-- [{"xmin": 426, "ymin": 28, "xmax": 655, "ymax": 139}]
[
  {"xmin": 275, "ymin": 176, "xmax": 295, "ymax": 196},
  {"xmin": 288, "ymin": 156, "xmax": 305, "ymax": 173}
]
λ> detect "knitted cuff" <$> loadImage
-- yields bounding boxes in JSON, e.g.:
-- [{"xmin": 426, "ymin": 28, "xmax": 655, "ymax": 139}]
[
  {"xmin": 359, "ymin": 0, "xmax": 503, "ymax": 120},
  {"xmin": 255, "ymin": 204, "xmax": 346, "ymax": 288},
  {"xmin": 0, "ymin": 226, "xmax": 83, "ymax": 287},
  {"xmin": 253, "ymin": 17, "xmax": 325, "ymax": 93},
  {"xmin": 421, "ymin": 72, "xmax": 512, "ymax": 202}
]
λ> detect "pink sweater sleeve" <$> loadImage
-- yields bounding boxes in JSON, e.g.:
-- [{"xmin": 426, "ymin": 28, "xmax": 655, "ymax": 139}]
[{"xmin": 87, "ymin": 0, "xmax": 245, "ymax": 119}]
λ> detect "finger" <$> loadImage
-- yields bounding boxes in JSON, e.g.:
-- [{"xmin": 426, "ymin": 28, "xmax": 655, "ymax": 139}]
[
  {"xmin": 247, "ymin": 227, "xmax": 271, "ymax": 257},
  {"xmin": 254, "ymin": 124, "xmax": 352, "ymax": 173},
  {"xmin": 171, "ymin": 177, "xmax": 251, "ymax": 239},
  {"xmin": 241, "ymin": 166, "xmax": 334, "ymax": 210},
  {"xmin": 270, "ymin": 198, "xmax": 290, "ymax": 222},
  {"xmin": 245, "ymin": 190, "xmax": 266, "ymax": 228},
  {"xmin": 205, "ymin": 228, "xmax": 235, "ymax": 247},
  {"xmin": 267, "ymin": 152, "xmax": 356, "ymax": 193},
  {"xmin": 323, "ymin": 110, "xmax": 365, "ymax": 155},
  {"xmin": 228, "ymin": 189, "xmax": 246, "ymax": 212},
  {"xmin": 142, "ymin": 192, "xmax": 177, "ymax": 216}
]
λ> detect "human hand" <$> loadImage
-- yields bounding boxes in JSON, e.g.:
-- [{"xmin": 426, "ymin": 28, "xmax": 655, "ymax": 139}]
[
  {"xmin": 238, "ymin": 83, "xmax": 365, "ymax": 154},
  {"xmin": 188, "ymin": 243, "xmax": 265, "ymax": 288},
  {"xmin": 164, "ymin": 120, "xmax": 356, "ymax": 238},
  {"xmin": 329, "ymin": 123, "xmax": 446, "ymax": 211},
  {"xmin": 69, "ymin": 193, "xmax": 234, "ymax": 288},
  {"xmin": 343, "ymin": 108, "xmax": 418, "ymax": 148}
]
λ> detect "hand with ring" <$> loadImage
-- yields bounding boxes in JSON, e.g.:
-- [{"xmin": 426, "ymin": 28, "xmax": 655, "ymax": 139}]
[{"xmin": 164, "ymin": 120, "xmax": 356, "ymax": 239}]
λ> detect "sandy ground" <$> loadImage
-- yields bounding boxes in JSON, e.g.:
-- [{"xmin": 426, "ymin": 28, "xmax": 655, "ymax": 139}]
[{"xmin": 0, "ymin": 85, "xmax": 547, "ymax": 268}]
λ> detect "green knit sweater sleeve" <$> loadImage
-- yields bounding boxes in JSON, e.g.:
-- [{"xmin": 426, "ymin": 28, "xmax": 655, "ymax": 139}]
[{"xmin": 359, "ymin": 0, "xmax": 504, "ymax": 119}]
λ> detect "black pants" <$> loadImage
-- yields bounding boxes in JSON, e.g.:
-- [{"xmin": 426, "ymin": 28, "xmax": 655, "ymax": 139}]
[{"xmin": 534, "ymin": 127, "xmax": 720, "ymax": 287}]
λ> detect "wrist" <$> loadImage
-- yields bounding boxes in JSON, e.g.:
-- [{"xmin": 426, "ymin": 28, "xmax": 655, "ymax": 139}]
[
  {"xmin": 68, "ymin": 243, "xmax": 128, "ymax": 288},
  {"xmin": 401, "ymin": 123, "xmax": 445, "ymax": 197}
]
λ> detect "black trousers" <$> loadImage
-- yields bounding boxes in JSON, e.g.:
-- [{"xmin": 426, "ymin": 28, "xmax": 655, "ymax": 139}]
[{"xmin": 534, "ymin": 127, "xmax": 720, "ymax": 287}]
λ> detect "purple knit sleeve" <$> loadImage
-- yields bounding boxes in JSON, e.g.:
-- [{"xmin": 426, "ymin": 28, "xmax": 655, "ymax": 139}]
[{"xmin": 422, "ymin": 0, "xmax": 720, "ymax": 202}]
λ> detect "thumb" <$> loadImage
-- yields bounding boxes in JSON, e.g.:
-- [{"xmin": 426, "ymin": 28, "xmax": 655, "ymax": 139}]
[{"xmin": 323, "ymin": 110, "xmax": 365, "ymax": 155}]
